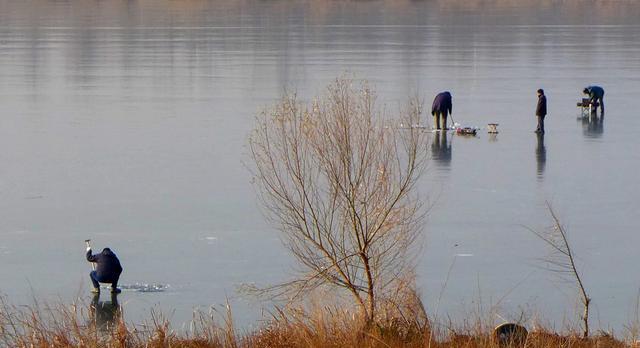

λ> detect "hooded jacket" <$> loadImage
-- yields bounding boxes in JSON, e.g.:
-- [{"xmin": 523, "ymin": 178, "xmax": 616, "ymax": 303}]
[
  {"xmin": 431, "ymin": 92, "xmax": 452, "ymax": 116},
  {"xmin": 87, "ymin": 248, "xmax": 123, "ymax": 280}
]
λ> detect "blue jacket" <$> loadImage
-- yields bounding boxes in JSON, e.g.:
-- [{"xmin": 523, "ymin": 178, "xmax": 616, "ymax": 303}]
[
  {"xmin": 87, "ymin": 248, "xmax": 123, "ymax": 280},
  {"xmin": 585, "ymin": 86, "xmax": 604, "ymax": 100},
  {"xmin": 431, "ymin": 92, "xmax": 452, "ymax": 116}
]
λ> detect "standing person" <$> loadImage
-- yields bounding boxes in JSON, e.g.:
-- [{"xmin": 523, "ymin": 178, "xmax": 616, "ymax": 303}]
[
  {"xmin": 535, "ymin": 89, "xmax": 547, "ymax": 134},
  {"xmin": 583, "ymin": 85, "xmax": 604, "ymax": 114},
  {"xmin": 431, "ymin": 91, "xmax": 452, "ymax": 130},
  {"xmin": 87, "ymin": 246, "xmax": 123, "ymax": 293}
]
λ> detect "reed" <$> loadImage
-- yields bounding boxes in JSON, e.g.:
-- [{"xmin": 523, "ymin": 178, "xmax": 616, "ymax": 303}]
[{"xmin": 0, "ymin": 295, "xmax": 632, "ymax": 348}]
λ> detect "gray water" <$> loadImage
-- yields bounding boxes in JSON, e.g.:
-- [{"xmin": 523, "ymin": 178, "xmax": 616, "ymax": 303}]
[{"xmin": 1, "ymin": 0, "xmax": 640, "ymax": 332}]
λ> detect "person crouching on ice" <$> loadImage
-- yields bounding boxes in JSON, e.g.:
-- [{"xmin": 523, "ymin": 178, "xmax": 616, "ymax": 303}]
[{"xmin": 87, "ymin": 246, "xmax": 123, "ymax": 294}]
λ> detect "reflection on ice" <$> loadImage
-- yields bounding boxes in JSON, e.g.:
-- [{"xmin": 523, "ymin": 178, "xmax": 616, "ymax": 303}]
[
  {"xmin": 535, "ymin": 134, "xmax": 546, "ymax": 180},
  {"xmin": 90, "ymin": 293, "xmax": 120, "ymax": 331},
  {"xmin": 580, "ymin": 113, "xmax": 604, "ymax": 139},
  {"xmin": 431, "ymin": 131, "xmax": 452, "ymax": 168}
]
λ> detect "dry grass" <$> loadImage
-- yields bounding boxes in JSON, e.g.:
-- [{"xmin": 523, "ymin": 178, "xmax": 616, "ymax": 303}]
[{"xmin": 0, "ymin": 296, "xmax": 633, "ymax": 348}]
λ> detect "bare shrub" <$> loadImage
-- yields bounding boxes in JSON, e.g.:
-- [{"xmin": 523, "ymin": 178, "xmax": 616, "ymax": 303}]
[
  {"xmin": 528, "ymin": 202, "xmax": 591, "ymax": 338},
  {"xmin": 248, "ymin": 77, "xmax": 428, "ymax": 324}
]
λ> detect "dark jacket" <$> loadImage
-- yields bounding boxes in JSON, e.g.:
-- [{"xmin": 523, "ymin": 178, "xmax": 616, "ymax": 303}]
[
  {"xmin": 536, "ymin": 94, "xmax": 547, "ymax": 117},
  {"xmin": 87, "ymin": 248, "xmax": 123, "ymax": 280},
  {"xmin": 431, "ymin": 92, "xmax": 452, "ymax": 116},
  {"xmin": 586, "ymin": 86, "xmax": 604, "ymax": 101}
]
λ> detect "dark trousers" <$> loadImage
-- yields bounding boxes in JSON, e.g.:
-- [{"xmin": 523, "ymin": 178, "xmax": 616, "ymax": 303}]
[
  {"xmin": 90, "ymin": 271, "xmax": 119, "ymax": 289},
  {"xmin": 433, "ymin": 111, "xmax": 448, "ymax": 130},
  {"xmin": 536, "ymin": 115, "xmax": 545, "ymax": 133},
  {"xmin": 591, "ymin": 96, "xmax": 604, "ymax": 113}
]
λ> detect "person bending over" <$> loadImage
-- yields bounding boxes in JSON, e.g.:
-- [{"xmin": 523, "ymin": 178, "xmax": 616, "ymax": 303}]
[
  {"xmin": 87, "ymin": 246, "xmax": 123, "ymax": 294},
  {"xmin": 583, "ymin": 85, "xmax": 604, "ymax": 114},
  {"xmin": 431, "ymin": 91, "xmax": 453, "ymax": 130}
]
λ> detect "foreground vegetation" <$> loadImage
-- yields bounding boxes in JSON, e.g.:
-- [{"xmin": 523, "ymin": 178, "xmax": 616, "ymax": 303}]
[{"xmin": 0, "ymin": 298, "xmax": 633, "ymax": 348}]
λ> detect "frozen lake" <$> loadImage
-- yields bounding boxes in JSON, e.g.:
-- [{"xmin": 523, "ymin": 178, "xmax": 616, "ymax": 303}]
[{"xmin": 1, "ymin": 0, "xmax": 639, "ymax": 332}]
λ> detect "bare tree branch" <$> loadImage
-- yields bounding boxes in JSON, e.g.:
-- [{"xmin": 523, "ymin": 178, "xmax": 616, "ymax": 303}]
[
  {"xmin": 529, "ymin": 202, "xmax": 591, "ymax": 338},
  {"xmin": 247, "ymin": 77, "xmax": 428, "ymax": 323}
]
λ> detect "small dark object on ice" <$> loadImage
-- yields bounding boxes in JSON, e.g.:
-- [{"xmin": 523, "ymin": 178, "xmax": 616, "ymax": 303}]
[
  {"xmin": 456, "ymin": 127, "xmax": 477, "ymax": 136},
  {"xmin": 494, "ymin": 323, "xmax": 528, "ymax": 346},
  {"xmin": 577, "ymin": 98, "xmax": 590, "ymax": 107},
  {"xmin": 577, "ymin": 98, "xmax": 599, "ymax": 116}
]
